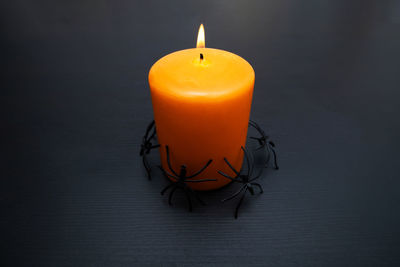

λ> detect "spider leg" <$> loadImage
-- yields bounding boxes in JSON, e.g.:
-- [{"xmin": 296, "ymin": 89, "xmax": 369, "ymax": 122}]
[
  {"xmin": 168, "ymin": 186, "xmax": 178, "ymax": 206},
  {"xmin": 222, "ymin": 185, "xmax": 246, "ymax": 202},
  {"xmin": 269, "ymin": 144, "xmax": 279, "ymax": 170},
  {"xmin": 250, "ymin": 137, "xmax": 265, "ymax": 151},
  {"xmin": 249, "ymin": 120, "xmax": 266, "ymax": 137},
  {"xmin": 252, "ymin": 136, "xmax": 263, "ymax": 144},
  {"xmin": 218, "ymin": 171, "xmax": 240, "ymax": 182},
  {"xmin": 249, "ymin": 120, "xmax": 279, "ymax": 169},
  {"xmin": 241, "ymin": 146, "xmax": 252, "ymax": 177},
  {"xmin": 150, "ymin": 144, "xmax": 160, "ymax": 149},
  {"xmin": 266, "ymin": 141, "xmax": 279, "ymax": 170},
  {"xmin": 186, "ymin": 159, "xmax": 213, "ymax": 178},
  {"xmin": 165, "ymin": 145, "xmax": 179, "ymax": 177},
  {"xmin": 184, "ymin": 189, "xmax": 193, "ymax": 212},
  {"xmin": 249, "ymin": 170, "xmax": 263, "ymax": 182},
  {"xmin": 144, "ymin": 120, "xmax": 155, "ymax": 140},
  {"xmin": 263, "ymin": 145, "xmax": 272, "ymax": 168},
  {"xmin": 139, "ymin": 145, "xmax": 145, "ymax": 156},
  {"xmin": 248, "ymin": 147, "xmax": 256, "ymax": 177},
  {"xmin": 185, "ymin": 179, "xmax": 217, "ymax": 183},
  {"xmin": 223, "ymin": 157, "xmax": 240, "ymax": 176},
  {"xmin": 250, "ymin": 161, "xmax": 265, "ymax": 181},
  {"xmin": 251, "ymin": 183, "xmax": 264, "ymax": 194},
  {"xmin": 158, "ymin": 166, "xmax": 178, "ymax": 181},
  {"xmin": 255, "ymin": 145, "xmax": 265, "ymax": 151},
  {"xmin": 248, "ymin": 184, "xmax": 255, "ymax": 195},
  {"xmin": 161, "ymin": 183, "xmax": 174, "ymax": 195},
  {"xmin": 148, "ymin": 125, "xmax": 157, "ymax": 141},
  {"xmin": 142, "ymin": 154, "xmax": 151, "ymax": 179},
  {"xmin": 249, "ymin": 120, "xmax": 259, "ymax": 132},
  {"xmin": 257, "ymin": 122, "xmax": 266, "ymax": 136},
  {"xmin": 234, "ymin": 188, "xmax": 248, "ymax": 219}
]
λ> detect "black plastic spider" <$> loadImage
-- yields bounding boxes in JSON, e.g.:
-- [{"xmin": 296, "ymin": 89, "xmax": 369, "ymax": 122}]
[
  {"xmin": 218, "ymin": 146, "xmax": 264, "ymax": 219},
  {"xmin": 140, "ymin": 120, "xmax": 160, "ymax": 179},
  {"xmin": 159, "ymin": 145, "xmax": 215, "ymax": 212},
  {"xmin": 249, "ymin": 119, "xmax": 279, "ymax": 170}
]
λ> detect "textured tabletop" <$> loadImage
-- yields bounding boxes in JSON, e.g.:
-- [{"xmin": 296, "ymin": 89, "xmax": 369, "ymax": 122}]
[{"xmin": 2, "ymin": 0, "xmax": 400, "ymax": 266}]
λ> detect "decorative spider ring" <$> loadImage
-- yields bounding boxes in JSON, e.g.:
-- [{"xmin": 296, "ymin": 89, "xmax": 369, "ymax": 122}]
[{"xmin": 139, "ymin": 119, "xmax": 279, "ymax": 218}]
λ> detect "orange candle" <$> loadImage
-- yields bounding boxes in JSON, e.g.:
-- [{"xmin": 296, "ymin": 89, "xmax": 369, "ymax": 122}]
[{"xmin": 148, "ymin": 24, "xmax": 255, "ymax": 190}]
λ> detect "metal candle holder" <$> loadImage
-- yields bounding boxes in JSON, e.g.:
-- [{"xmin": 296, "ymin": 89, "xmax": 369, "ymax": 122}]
[{"xmin": 139, "ymin": 119, "xmax": 279, "ymax": 219}]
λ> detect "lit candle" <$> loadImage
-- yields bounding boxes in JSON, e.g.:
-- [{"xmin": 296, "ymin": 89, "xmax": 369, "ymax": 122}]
[{"xmin": 148, "ymin": 24, "xmax": 255, "ymax": 190}]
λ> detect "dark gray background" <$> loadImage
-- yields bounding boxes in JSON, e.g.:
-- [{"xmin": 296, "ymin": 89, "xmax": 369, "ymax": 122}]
[{"xmin": 2, "ymin": 0, "xmax": 400, "ymax": 266}]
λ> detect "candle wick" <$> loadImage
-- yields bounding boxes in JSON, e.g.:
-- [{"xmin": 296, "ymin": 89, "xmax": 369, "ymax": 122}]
[{"xmin": 200, "ymin": 53, "xmax": 204, "ymax": 61}]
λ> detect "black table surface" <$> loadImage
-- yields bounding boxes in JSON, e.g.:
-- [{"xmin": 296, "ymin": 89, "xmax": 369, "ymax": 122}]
[{"xmin": 2, "ymin": 0, "xmax": 400, "ymax": 266}]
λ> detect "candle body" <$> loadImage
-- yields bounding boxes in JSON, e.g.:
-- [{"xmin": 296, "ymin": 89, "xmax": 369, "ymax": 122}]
[{"xmin": 149, "ymin": 48, "xmax": 254, "ymax": 190}]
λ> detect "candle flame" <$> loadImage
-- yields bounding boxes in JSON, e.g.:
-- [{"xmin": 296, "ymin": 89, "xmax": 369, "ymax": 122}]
[{"xmin": 196, "ymin": 24, "xmax": 205, "ymax": 48}]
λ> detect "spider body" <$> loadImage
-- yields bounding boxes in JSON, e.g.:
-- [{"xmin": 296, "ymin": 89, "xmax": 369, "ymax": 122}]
[
  {"xmin": 140, "ymin": 120, "xmax": 160, "ymax": 179},
  {"xmin": 218, "ymin": 146, "xmax": 264, "ymax": 219},
  {"xmin": 159, "ymin": 145, "xmax": 215, "ymax": 212},
  {"xmin": 249, "ymin": 120, "xmax": 279, "ymax": 170}
]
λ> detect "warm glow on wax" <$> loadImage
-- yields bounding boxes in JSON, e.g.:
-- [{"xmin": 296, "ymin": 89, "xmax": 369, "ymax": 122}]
[{"xmin": 196, "ymin": 24, "xmax": 205, "ymax": 48}]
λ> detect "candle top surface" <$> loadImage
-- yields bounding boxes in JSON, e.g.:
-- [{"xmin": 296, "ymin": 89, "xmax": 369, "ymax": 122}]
[{"xmin": 149, "ymin": 48, "xmax": 255, "ymax": 99}]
